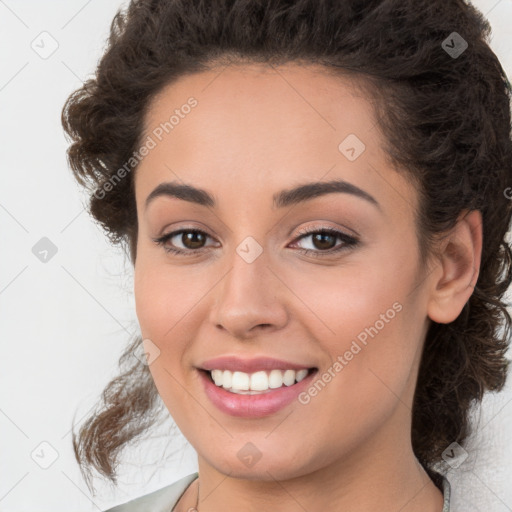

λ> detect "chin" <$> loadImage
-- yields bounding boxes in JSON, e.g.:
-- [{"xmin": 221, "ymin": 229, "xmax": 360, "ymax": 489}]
[{"xmin": 203, "ymin": 448, "xmax": 313, "ymax": 482}]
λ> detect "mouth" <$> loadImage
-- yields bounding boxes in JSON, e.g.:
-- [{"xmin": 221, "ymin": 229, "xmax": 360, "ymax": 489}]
[
  {"xmin": 199, "ymin": 367, "xmax": 318, "ymax": 394},
  {"xmin": 197, "ymin": 366, "xmax": 319, "ymax": 418}
]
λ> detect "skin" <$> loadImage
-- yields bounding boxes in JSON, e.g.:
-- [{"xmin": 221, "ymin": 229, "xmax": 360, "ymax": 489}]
[{"xmin": 132, "ymin": 62, "xmax": 482, "ymax": 512}]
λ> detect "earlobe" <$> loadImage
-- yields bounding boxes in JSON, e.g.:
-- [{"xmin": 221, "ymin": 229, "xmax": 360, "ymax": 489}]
[{"xmin": 427, "ymin": 209, "xmax": 482, "ymax": 324}]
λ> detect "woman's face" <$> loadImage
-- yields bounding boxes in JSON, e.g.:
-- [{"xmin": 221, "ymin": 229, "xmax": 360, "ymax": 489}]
[{"xmin": 133, "ymin": 63, "xmax": 434, "ymax": 480}]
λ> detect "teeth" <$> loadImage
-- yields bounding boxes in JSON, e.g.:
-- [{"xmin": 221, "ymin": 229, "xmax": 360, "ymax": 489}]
[
  {"xmin": 222, "ymin": 370, "xmax": 232, "ymax": 389},
  {"xmin": 296, "ymin": 369, "xmax": 308, "ymax": 382},
  {"xmin": 232, "ymin": 371, "xmax": 249, "ymax": 390},
  {"xmin": 209, "ymin": 368, "xmax": 310, "ymax": 393},
  {"xmin": 251, "ymin": 371, "xmax": 269, "ymax": 391},
  {"xmin": 211, "ymin": 369, "xmax": 223, "ymax": 386},
  {"xmin": 269, "ymin": 369, "xmax": 284, "ymax": 389}
]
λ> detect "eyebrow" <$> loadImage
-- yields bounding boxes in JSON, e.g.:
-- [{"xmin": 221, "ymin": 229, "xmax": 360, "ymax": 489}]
[{"xmin": 144, "ymin": 178, "xmax": 380, "ymax": 211}]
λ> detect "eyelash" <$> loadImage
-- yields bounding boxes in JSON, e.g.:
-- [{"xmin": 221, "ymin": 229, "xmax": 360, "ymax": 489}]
[{"xmin": 152, "ymin": 225, "xmax": 359, "ymax": 258}]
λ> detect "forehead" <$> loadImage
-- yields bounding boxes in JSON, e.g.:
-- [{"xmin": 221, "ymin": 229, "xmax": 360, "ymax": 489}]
[
  {"xmin": 141, "ymin": 62, "xmax": 377, "ymax": 150},
  {"xmin": 135, "ymin": 62, "xmax": 415, "ymax": 217}
]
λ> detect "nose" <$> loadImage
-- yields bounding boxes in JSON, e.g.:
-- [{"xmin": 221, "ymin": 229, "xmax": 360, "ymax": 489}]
[{"xmin": 208, "ymin": 246, "xmax": 289, "ymax": 339}]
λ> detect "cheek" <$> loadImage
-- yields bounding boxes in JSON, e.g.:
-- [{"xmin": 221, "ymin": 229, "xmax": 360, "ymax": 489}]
[
  {"xmin": 287, "ymin": 268, "xmax": 414, "ymax": 381},
  {"xmin": 283, "ymin": 247, "xmax": 416, "ymax": 344},
  {"xmin": 284, "ymin": 245, "xmax": 423, "ymax": 402},
  {"xmin": 134, "ymin": 258, "xmax": 203, "ymax": 422},
  {"xmin": 134, "ymin": 262, "xmax": 167, "ymax": 339},
  {"xmin": 287, "ymin": 276, "xmax": 420, "ymax": 456},
  {"xmin": 134, "ymin": 255, "xmax": 204, "ymax": 340}
]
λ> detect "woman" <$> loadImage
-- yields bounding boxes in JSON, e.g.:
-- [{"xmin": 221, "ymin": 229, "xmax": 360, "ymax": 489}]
[{"xmin": 61, "ymin": 0, "xmax": 512, "ymax": 510}]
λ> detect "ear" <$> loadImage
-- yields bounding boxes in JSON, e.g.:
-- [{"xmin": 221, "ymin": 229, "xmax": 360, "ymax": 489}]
[{"xmin": 426, "ymin": 209, "xmax": 482, "ymax": 324}]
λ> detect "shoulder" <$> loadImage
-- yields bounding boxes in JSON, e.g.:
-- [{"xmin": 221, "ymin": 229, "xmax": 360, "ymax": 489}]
[{"xmin": 103, "ymin": 472, "xmax": 199, "ymax": 512}]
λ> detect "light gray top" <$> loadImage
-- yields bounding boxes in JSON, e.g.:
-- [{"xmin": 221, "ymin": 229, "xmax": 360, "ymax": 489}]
[
  {"xmin": 103, "ymin": 471, "xmax": 451, "ymax": 511},
  {"xmin": 103, "ymin": 472, "xmax": 199, "ymax": 512}
]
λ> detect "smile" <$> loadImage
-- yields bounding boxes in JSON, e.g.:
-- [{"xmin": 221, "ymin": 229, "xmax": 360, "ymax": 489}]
[
  {"xmin": 198, "ymin": 367, "xmax": 318, "ymax": 417},
  {"xmin": 209, "ymin": 368, "xmax": 310, "ymax": 394}
]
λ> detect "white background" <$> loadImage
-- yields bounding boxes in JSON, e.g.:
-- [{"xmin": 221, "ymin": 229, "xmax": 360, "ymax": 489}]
[{"xmin": 1, "ymin": 1, "xmax": 511, "ymax": 510}]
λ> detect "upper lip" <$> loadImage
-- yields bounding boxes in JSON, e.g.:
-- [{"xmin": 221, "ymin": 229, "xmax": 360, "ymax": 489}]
[{"xmin": 198, "ymin": 356, "xmax": 316, "ymax": 373}]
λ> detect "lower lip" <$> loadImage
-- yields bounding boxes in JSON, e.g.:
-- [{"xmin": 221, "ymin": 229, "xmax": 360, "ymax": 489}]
[{"xmin": 198, "ymin": 369, "xmax": 317, "ymax": 418}]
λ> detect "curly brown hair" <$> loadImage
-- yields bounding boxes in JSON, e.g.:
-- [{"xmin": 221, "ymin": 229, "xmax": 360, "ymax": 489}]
[{"xmin": 61, "ymin": 0, "xmax": 512, "ymax": 492}]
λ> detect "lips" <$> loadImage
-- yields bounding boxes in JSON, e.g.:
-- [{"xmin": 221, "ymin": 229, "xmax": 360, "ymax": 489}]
[
  {"xmin": 198, "ymin": 365, "xmax": 318, "ymax": 417},
  {"xmin": 198, "ymin": 355, "xmax": 317, "ymax": 373}
]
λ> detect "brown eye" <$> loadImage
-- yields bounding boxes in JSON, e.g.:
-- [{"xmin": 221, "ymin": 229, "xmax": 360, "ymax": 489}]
[
  {"xmin": 290, "ymin": 227, "xmax": 359, "ymax": 258},
  {"xmin": 180, "ymin": 231, "xmax": 207, "ymax": 249},
  {"xmin": 310, "ymin": 232, "xmax": 337, "ymax": 250},
  {"xmin": 153, "ymin": 228, "xmax": 217, "ymax": 255}
]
